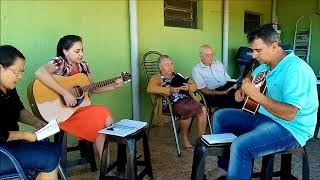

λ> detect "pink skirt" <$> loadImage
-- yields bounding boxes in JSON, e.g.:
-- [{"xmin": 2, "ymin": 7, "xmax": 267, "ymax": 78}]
[{"xmin": 172, "ymin": 97, "xmax": 203, "ymax": 120}]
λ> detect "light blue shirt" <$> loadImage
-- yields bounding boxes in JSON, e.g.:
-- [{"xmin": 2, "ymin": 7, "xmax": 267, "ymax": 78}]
[
  {"xmin": 252, "ymin": 51, "xmax": 318, "ymax": 146},
  {"xmin": 192, "ymin": 59, "xmax": 231, "ymax": 90}
]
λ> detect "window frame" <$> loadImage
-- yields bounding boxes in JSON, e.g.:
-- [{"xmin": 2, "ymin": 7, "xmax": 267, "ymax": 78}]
[
  {"xmin": 164, "ymin": 0, "xmax": 198, "ymax": 29},
  {"xmin": 244, "ymin": 11, "xmax": 262, "ymax": 34}
]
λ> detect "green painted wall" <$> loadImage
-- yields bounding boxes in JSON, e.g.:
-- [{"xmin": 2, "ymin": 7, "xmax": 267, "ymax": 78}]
[
  {"xmin": 138, "ymin": 0, "xmax": 223, "ymax": 122},
  {"xmin": 0, "ymin": 0, "xmax": 132, "ymax": 129},
  {"xmin": 137, "ymin": 0, "xmax": 271, "ymax": 122},
  {"xmin": 1, "ymin": 0, "xmax": 276, "ymax": 126},
  {"xmin": 228, "ymin": 0, "xmax": 271, "ymax": 77},
  {"xmin": 277, "ymin": 0, "xmax": 320, "ymax": 75}
]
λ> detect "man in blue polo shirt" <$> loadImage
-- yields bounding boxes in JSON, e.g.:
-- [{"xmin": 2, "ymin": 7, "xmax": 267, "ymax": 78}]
[{"xmin": 209, "ymin": 24, "xmax": 318, "ymax": 180}]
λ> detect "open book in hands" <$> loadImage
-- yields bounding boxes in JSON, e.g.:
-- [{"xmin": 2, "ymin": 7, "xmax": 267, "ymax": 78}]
[
  {"xmin": 201, "ymin": 133, "xmax": 237, "ymax": 146},
  {"xmin": 216, "ymin": 80, "xmax": 237, "ymax": 91},
  {"xmin": 170, "ymin": 73, "xmax": 190, "ymax": 87},
  {"xmin": 35, "ymin": 119, "xmax": 60, "ymax": 141}
]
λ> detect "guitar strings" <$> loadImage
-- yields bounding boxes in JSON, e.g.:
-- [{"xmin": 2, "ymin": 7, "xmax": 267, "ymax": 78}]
[
  {"xmin": 84, "ymin": 76, "xmax": 122, "ymax": 92},
  {"xmin": 81, "ymin": 73, "xmax": 131, "ymax": 93}
]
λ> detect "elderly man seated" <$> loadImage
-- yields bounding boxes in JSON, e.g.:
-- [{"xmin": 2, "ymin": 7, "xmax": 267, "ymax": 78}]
[
  {"xmin": 147, "ymin": 55, "xmax": 207, "ymax": 148},
  {"xmin": 192, "ymin": 44, "xmax": 242, "ymax": 109}
]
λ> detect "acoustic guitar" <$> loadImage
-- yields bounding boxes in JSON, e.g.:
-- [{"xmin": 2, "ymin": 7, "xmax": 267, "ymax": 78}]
[
  {"xmin": 28, "ymin": 72, "xmax": 131, "ymax": 123},
  {"xmin": 242, "ymin": 70, "xmax": 268, "ymax": 115}
]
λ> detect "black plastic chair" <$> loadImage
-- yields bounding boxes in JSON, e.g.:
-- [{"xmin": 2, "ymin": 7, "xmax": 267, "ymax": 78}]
[
  {"xmin": 252, "ymin": 146, "xmax": 310, "ymax": 180},
  {"xmin": 191, "ymin": 139, "xmax": 230, "ymax": 180},
  {"xmin": 192, "ymin": 138, "xmax": 310, "ymax": 180}
]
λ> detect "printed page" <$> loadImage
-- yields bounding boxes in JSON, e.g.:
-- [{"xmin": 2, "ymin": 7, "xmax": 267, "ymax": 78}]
[
  {"xmin": 98, "ymin": 119, "xmax": 147, "ymax": 137},
  {"xmin": 35, "ymin": 119, "xmax": 60, "ymax": 141},
  {"xmin": 116, "ymin": 119, "xmax": 147, "ymax": 129}
]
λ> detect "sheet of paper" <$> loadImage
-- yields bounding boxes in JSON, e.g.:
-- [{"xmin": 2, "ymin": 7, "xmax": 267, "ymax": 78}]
[
  {"xmin": 98, "ymin": 119, "xmax": 147, "ymax": 137},
  {"xmin": 35, "ymin": 119, "xmax": 60, "ymax": 141}
]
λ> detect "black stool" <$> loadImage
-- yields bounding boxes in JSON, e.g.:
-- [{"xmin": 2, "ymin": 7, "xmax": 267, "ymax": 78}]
[
  {"xmin": 191, "ymin": 138, "xmax": 230, "ymax": 180},
  {"xmin": 54, "ymin": 130, "xmax": 97, "ymax": 176},
  {"xmin": 252, "ymin": 146, "xmax": 309, "ymax": 180},
  {"xmin": 99, "ymin": 127, "xmax": 153, "ymax": 180}
]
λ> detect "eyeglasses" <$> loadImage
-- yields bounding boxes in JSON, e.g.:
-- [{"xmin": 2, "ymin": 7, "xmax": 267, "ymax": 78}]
[
  {"xmin": 201, "ymin": 53, "xmax": 213, "ymax": 58},
  {"xmin": 6, "ymin": 68, "xmax": 23, "ymax": 78}
]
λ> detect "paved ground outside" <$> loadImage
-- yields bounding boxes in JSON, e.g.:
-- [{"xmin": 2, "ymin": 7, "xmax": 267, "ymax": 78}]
[{"xmin": 67, "ymin": 121, "xmax": 320, "ymax": 180}]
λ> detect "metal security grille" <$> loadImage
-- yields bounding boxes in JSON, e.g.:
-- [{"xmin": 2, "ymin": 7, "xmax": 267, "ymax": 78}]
[
  {"xmin": 244, "ymin": 11, "xmax": 261, "ymax": 34},
  {"xmin": 164, "ymin": 0, "xmax": 197, "ymax": 29}
]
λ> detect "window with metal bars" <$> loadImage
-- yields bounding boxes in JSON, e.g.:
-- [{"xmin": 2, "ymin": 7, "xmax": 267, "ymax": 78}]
[
  {"xmin": 244, "ymin": 11, "xmax": 261, "ymax": 34},
  {"xmin": 164, "ymin": 0, "xmax": 198, "ymax": 29}
]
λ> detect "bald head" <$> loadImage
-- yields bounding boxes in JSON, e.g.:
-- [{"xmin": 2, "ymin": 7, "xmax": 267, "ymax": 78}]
[
  {"xmin": 199, "ymin": 44, "xmax": 214, "ymax": 66},
  {"xmin": 199, "ymin": 44, "xmax": 213, "ymax": 54}
]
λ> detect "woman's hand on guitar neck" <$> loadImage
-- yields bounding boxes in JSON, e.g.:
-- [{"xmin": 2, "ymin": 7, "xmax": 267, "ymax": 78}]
[
  {"xmin": 62, "ymin": 91, "xmax": 77, "ymax": 107},
  {"xmin": 113, "ymin": 78, "xmax": 124, "ymax": 89}
]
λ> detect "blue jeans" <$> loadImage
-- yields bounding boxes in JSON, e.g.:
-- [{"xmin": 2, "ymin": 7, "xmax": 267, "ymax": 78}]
[
  {"xmin": 213, "ymin": 108, "xmax": 300, "ymax": 180},
  {"xmin": 0, "ymin": 140, "xmax": 61, "ymax": 175}
]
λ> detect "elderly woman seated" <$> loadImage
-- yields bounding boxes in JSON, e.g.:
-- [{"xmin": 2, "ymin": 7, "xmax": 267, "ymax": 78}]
[{"xmin": 147, "ymin": 55, "xmax": 207, "ymax": 148}]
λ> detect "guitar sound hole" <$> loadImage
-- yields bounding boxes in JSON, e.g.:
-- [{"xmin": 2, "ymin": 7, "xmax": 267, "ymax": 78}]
[{"xmin": 72, "ymin": 86, "xmax": 84, "ymax": 98}]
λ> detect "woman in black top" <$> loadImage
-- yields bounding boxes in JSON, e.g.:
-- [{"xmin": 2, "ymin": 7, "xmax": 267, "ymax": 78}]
[{"xmin": 0, "ymin": 45, "xmax": 60, "ymax": 179}]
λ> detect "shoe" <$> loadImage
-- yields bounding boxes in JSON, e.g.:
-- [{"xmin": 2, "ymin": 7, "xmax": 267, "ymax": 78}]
[{"xmin": 206, "ymin": 167, "xmax": 227, "ymax": 180}]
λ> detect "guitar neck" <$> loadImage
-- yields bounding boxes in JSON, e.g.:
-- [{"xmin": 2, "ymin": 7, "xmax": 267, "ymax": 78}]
[{"xmin": 83, "ymin": 76, "xmax": 121, "ymax": 92}]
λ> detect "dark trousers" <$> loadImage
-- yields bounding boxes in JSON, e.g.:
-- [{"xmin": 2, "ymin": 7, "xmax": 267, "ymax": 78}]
[{"xmin": 204, "ymin": 84, "xmax": 243, "ymax": 109}]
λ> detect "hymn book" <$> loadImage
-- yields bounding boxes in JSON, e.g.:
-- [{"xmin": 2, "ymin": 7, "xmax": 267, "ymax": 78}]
[{"xmin": 170, "ymin": 73, "xmax": 190, "ymax": 87}]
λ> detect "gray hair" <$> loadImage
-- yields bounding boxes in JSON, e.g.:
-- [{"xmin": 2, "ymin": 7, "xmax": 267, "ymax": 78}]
[
  {"xmin": 247, "ymin": 24, "xmax": 281, "ymax": 45},
  {"xmin": 157, "ymin": 55, "xmax": 172, "ymax": 66},
  {"xmin": 199, "ymin": 44, "xmax": 213, "ymax": 54}
]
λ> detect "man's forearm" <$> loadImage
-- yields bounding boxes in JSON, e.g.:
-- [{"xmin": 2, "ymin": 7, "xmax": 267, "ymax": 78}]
[
  {"xmin": 8, "ymin": 131, "xmax": 28, "ymax": 141},
  {"xmin": 200, "ymin": 88, "xmax": 228, "ymax": 96},
  {"xmin": 254, "ymin": 94, "xmax": 298, "ymax": 121},
  {"xmin": 19, "ymin": 109, "xmax": 37, "ymax": 126},
  {"xmin": 200, "ymin": 88, "xmax": 214, "ymax": 96}
]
